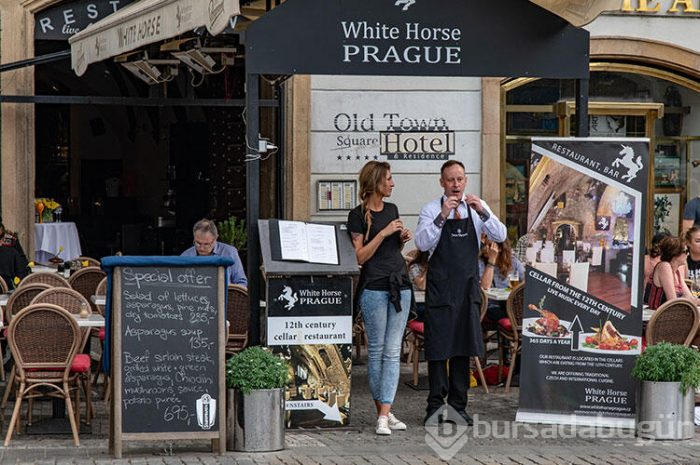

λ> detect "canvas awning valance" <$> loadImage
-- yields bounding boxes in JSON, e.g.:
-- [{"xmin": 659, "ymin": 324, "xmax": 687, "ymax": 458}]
[{"xmin": 68, "ymin": 0, "xmax": 240, "ymax": 76}]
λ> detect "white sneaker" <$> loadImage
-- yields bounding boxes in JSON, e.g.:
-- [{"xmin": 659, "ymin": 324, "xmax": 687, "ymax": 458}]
[
  {"xmin": 376, "ymin": 415, "xmax": 391, "ymax": 435},
  {"xmin": 387, "ymin": 412, "xmax": 407, "ymax": 430}
]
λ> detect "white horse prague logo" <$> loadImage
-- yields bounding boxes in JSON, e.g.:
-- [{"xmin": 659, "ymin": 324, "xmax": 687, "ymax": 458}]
[
  {"xmin": 278, "ymin": 285, "xmax": 299, "ymax": 310},
  {"xmin": 395, "ymin": 0, "xmax": 416, "ymax": 11},
  {"xmin": 611, "ymin": 144, "xmax": 643, "ymax": 183}
]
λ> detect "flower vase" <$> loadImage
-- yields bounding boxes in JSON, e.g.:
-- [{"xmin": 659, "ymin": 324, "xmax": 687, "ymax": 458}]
[{"xmin": 42, "ymin": 210, "xmax": 54, "ymax": 223}]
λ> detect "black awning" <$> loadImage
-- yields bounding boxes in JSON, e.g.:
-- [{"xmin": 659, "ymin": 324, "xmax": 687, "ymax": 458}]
[{"xmin": 246, "ymin": 0, "xmax": 590, "ymax": 79}]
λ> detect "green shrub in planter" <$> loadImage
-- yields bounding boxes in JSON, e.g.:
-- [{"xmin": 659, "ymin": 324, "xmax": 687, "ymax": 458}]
[
  {"xmin": 226, "ymin": 346, "xmax": 290, "ymax": 394},
  {"xmin": 217, "ymin": 216, "xmax": 247, "ymax": 251},
  {"xmin": 632, "ymin": 342, "xmax": 700, "ymax": 392}
]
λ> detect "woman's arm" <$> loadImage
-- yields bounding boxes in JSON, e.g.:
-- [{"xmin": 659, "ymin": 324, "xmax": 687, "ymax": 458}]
[
  {"xmin": 351, "ymin": 218, "xmax": 404, "ymax": 265},
  {"xmin": 677, "ymin": 270, "xmax": 698, "ymax": 303},
  {"xmin": 656, "ymin": 262, "xmax": 680, "ymax": 302},
  {"xmin": 480, "ymin": 242, "xmax": 499, "ymax": 290}
]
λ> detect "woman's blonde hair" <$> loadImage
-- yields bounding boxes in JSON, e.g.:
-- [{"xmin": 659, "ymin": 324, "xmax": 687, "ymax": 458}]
[{"xmin": 358, "ymin": 161, "xmax": 391, "ymax": 241}]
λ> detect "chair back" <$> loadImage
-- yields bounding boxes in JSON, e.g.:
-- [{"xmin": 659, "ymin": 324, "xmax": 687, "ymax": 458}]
[
  {"xmin": 94, "ymin": 277, "xmax": 107, "ymax": 316},
  {"xmin": 5, "ymin": 283, "xmax": 51, "ymax": 324},
  {"xmin": 8, "ymin": 303, "xmax": 80, "ymax": 377},
  {"xmin": 568, "ymin": 262, "xmax": 589, "ymax": 292},
  {"xmin": 76, "ymin": 256, "xmax": 100, "ymax": 267},
  {"xmin": 505, "ymin": 282, "xmax": 525, "ymax": 339},
  {"xmin": 646, "ymin": 298, "xmax": 700, "ymax": 346},
  {"xmin": 31, "ymin": 287, "xmax": 92, "ymax": 316},
  {"xmin": 0, "ymin": 275, "xmax": 7, "ymax": 294},
  {"xmin": 479, "ymin": 287, "xmax": 489, "ymax": 322},
  {"xmin": 226, "ymin": 284, "xmax": 250, "ymax": 354},
  {"xmin": 69, "ymin": 267, "xmax": 106, "ymax": 313},
  {"xmin": 18, "ymin": 272, "xmax": 71, "ymax": 289}
]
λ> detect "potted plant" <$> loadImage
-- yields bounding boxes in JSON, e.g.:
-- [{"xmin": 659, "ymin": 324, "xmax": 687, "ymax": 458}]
[
  {"xmin": 633, "ymin": 342, "xmax": 700, "ymax": 440},
  {"xmin": 217, "ymin": 215, "xmax": 247, "ymax": 269},
  {"xmin": 226, "ymin": 346, "xmax": 290, "ymax": 452}
]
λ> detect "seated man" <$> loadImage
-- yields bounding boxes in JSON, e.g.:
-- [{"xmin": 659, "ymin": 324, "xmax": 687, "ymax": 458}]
[
  {"xmin": 0, "ymin": 246, "xmax": 29, "ymax": 290},
  {"xmin": 181, "ymin": 219, "xmax": 247, "ymax": 287}
]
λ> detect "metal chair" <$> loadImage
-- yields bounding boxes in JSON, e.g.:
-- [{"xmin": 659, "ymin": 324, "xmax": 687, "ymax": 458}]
[
  {"xmin": 17, "ymin": 272, "xmax": 70, "ymax": 289},
  {"xmin": 646, "ymin": 298, "xmax": 700, "ymax": 347},
  {"xmin": 498, "ymin": 282, "xmax": 525, "ymax": 393},
  {"xmin": 226, "ymin": 284, "xmax": 250, "ymax": 355},
  {"xmin": 68, "ymin": 266, "xmax": 106, "ymax": 314},
  {"xmin": 4, "ymin": 303, "xmax": 82, "ymax": 446}
]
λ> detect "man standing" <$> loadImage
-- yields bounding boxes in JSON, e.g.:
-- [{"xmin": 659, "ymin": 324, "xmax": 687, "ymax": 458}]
[
  {"xmin": 415, "ymin": 161, "xmax": 506, "ymax": 425},
  {"xmin": 181, "ymin": 219, "xmax": 248, "ymax": 286},
  {"xmin": 682, "ymin": 195, "xmax": 700, "ymax": 236}
]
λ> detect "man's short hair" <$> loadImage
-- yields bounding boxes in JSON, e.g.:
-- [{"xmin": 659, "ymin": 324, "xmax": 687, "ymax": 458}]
[
  {"xmin": 193, "ymin": 219, "xmax": 218, "ymax": 237},
  {"xmin": 440, "ymin": 160, "xmax": 465, "ymax": 177}
]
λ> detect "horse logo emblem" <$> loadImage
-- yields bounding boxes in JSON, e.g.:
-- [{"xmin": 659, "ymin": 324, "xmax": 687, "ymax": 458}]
[
  {"xmin": 394, "ymin": 0, "xmax": 416, "ymax": 11},
  {"xmin": 611, "ymin": 144, "xmax": 643, "ymax": 183},
  {"xmin": 278, "ymin": 285, "xmax": 299, "ymax": 310}
]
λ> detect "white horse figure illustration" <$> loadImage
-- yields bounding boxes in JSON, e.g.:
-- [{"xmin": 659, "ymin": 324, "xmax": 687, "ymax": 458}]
[
  {"xmin": 611, "ymin": 144, "xmax": 643, "ymax": 182},
  {"xmin": 395, "ymin": 0, "xmax": 416, "ymax": 11},
  {"xmin": 279, "ymin": 285, "xmax": 299, "ymax": 310}
]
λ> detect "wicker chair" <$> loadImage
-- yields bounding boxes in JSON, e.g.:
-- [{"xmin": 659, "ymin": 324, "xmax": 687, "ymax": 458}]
[
  {"xmin": 76, "ymin": 256, "xmax": 100, "ymax": 267},
  {"xmin": 5, "ymin": 284, "xmax": 52, "ymax": 324},
  {"xmin": 94, "ymin": 277, "xmax": 107, "ymax": 317},
  {"xmin": 68, "ymin": 267, "xmax": 106, "ymax": 314},
  {"xmin": 0, "ymin": 275, "xmax": 8, "ymax": 293},
  {"xmin": 226, "ymin": 284, "xmax": 250, "ymax": 355},
  {"xmin": 646, "ymin": 298, "xmax": 700, "ymax": 346},
  {"xmin": 498, "ymin": 282, "xmax": 525, "ymax": 393},
  {"xmin": 17, "ymin": 272, "xmax": 70, "ymax": 289},
  {"xmin": 4, "ymin": 303, "xmax": 82, "ymax": 446}
]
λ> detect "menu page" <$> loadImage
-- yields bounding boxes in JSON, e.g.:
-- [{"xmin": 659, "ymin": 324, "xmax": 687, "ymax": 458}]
[{"xmin": 278, "ymin": 220, "xmax": 338, "ymax": 265}]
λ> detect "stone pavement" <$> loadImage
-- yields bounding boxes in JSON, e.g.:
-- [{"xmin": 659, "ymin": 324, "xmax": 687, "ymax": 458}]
[{"xmin": 0, "ymin": 361, "xmax": 699, "ymax": 465}]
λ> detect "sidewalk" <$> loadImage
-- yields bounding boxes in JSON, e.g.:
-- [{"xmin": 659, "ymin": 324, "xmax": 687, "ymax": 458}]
[{"xmin": 0, "ymin": 360, "xmax": 699, "ymax": 464}]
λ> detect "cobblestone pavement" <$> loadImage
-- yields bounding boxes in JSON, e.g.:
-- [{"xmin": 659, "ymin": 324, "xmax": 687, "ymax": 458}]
[{"xmin": 0, "ymin": 361, "xmax": 699, "ymax": 464}]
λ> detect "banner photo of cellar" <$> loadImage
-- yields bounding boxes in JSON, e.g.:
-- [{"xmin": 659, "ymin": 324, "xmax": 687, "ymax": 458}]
[{"xmin": 517, "ymin": 138, "xmax": 649, "ymax": 428}]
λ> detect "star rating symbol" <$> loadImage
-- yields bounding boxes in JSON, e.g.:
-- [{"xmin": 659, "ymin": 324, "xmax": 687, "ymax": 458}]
[
  {"xmin": 364, "ymin": 155, "xmax": 369, "ymax": 160},
  {"xmin": 373, "ymin": 155, "xmax": 378, "ymax": 160},
  {"xmin": 337, "ymin": 155, "xmax": 342, "ymax": 160},
  {"xmin": 355, "ymin": 156, "xmax": 361, "ymax": 160},
  {"xmin": 346, "ymin": 155, "xmax": 351, "ymax": 160}
]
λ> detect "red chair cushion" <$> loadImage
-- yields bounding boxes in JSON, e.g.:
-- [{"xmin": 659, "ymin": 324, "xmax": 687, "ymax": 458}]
[
  {"xmin": 70, "ymin": 354, "xmax": 91, "ymax": 373},
  {"xmin": 98, "ymin": 328, "xmax": 105, "ymax": 341},
  {"xmin": 407, "ymin": 320, "xmax": 424, "ymax": 334},
  {"xmin": 498, "ymin": 317, "xmax": 512, "ymax": 331}
]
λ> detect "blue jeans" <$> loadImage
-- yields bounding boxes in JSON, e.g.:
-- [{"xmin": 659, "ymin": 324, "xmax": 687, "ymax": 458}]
[{"xmin": 359, "ymin": 288, "xmax": 411, "ymax": 405}]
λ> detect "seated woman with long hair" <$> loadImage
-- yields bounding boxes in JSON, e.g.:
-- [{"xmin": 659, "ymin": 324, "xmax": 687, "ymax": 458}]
[
  {"xmin": 479, "ymin": 237, "xmax": 524, "ymax": 321},
  {"xmin": 645, "ymin": 236, "xmax": 699, "ymax": 309},
  {"xmin": 643, "ymin": 231, "xmax": 670, "ymax": 285}
]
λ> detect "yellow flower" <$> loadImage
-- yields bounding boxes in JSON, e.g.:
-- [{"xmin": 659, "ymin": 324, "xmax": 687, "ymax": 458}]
[
  {"xmin": 28, "ymin": 261, "xmax": 35, "ymax": 267},
  {"xmin": 13, "ymin": 277, "xmax": 20, "ymax": 285}
]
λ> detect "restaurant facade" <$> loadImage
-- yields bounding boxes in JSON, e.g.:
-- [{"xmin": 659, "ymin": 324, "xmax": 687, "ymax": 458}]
[{"xmin": 0, "ymin": 0, "xmax": 698, "ymax": 264}]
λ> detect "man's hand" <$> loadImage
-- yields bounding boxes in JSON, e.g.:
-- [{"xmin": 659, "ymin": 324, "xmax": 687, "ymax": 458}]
[
  {"xmin": 441, "ymin": 196, "xmax": 462, "ymax": 219},
  {"xmin": 466, "ymin": 194, "xmax": 484, "ymax": 214}
]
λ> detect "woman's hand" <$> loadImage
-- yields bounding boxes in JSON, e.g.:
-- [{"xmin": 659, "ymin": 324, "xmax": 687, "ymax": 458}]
[
  {"xmin": 400, "ymin": 227, "xmax": 413, "ymax": 243},
  {"xmin": 487, "ymin": 242, "xmax": 499, "ymax": 262},
  {"xmin": 380, "ymin": 219, "xmax": 404, "ymax": 239}
]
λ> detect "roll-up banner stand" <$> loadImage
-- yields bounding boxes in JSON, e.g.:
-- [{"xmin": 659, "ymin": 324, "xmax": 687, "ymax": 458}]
[{"xmin": 517, "ymin": 138, "xmax": 649, "ymax": 428}]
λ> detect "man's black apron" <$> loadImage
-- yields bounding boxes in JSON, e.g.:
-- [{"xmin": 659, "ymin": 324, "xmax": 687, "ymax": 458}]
[{"xmin": 424, "ymin": 202, "xmax": 484, "ymax": 360}]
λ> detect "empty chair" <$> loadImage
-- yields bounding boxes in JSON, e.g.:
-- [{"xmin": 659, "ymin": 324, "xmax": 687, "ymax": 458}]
[
  {"xmin": 646, "ymin": 298, "xmax": 700, "ymax": 347},
  {"xmin": 226, "ymin": 284, "xmax": 250, "ymax": 355},
  {"xmin": 568, "ymin": 262, "xmax": 590, "ymax": 292},
  {"xmin": 68, "ymin": 267, "xmax": 106, "ymax": 314},
  {"xmin": 4, "ymin": 303, "xmax": 82, "ymax": 446},
  {"xmin": 76, "ymin": 256, "xmax": 100, "ymax": 267},
  {"xmin": 0, "ymin": 275, "xmax": 8, "ymax": 293},
  {"xmin": 17, "ymin": 272, "xmax": 70, "ymax": 289},
  {"xmin": 94, "ymin": 277, "xmax": 107, "ymax": 317}
]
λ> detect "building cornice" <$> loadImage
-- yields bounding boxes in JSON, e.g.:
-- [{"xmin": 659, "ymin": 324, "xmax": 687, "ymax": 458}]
[{"xmin": 20, "ymin": 0, "xmax": 63, "ymax": 14}]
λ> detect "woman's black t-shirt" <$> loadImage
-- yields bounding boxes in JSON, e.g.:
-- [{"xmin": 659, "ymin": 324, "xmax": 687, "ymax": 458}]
[
  {"xmin": 688, "ymin": 255, "xmax": 700, "ymax": 281},
  {"xmin": 347, "ymin": 203, "xmax": 409, "ymax": 291}
]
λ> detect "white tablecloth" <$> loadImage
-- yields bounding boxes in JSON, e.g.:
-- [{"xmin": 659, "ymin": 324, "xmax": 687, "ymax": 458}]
[{"xmin": 34, "ymin": 222, "xmax": 82, "ymax": 264}]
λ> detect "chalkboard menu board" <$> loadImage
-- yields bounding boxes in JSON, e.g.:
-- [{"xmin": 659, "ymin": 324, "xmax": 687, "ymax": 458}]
[{"xmin": 108, "ymin": 260, "xmax": 227, "ymax": 457}]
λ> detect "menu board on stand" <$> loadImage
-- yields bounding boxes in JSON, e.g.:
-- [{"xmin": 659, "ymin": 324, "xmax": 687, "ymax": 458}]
[{"xmin": 101, "ymin": 256, "xmax": 232, "ymax": 458}]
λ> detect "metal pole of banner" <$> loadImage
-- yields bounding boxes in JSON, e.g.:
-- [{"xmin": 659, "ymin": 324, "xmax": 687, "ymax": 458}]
[
  {"xmin": 246, "ymin": 73, "xmax": 261, "ymax": 346},
  {"xmin": 575, "ymin": 78, "xmax": 590, "ymax": 137}
]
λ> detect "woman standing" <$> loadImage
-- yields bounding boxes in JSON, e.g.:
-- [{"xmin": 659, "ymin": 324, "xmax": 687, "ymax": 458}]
[
  {"xmin": 645, "ymin": 236, "xmax": 698, "ymax": 309},
  {"xmin": 348, "ymin": 161, "xmax": 412, "ymax": 436}
]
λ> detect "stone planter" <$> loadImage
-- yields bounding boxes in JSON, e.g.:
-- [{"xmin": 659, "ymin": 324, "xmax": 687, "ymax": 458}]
[
  {"xmin": 637, "ymin": 381, "xmax": 695, "ymax": 440},
  {"xmin": 227, "ymin": 387, "xmax": 285, "ymax": 452}
]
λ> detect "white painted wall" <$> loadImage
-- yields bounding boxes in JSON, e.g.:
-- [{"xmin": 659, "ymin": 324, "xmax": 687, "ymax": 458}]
[{"xmin": 308, "ymin": 75, "xmax": 483, "ymax": 246}]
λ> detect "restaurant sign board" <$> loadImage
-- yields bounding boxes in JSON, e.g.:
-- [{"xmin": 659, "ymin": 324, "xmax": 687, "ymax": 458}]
[
  {"xmin": 517, "ymin": 138, "xmax": 648, "ymax": 428},
  {"xmin": 35, "ymin": 0, "xmax": 135, "ymax": 40}
]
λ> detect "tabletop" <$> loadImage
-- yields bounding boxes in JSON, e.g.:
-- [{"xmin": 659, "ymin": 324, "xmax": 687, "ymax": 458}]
[
  {"xmin": 34, "ymin": 222, "xmax": 82, "ymax": 264},
  {"xmin": 486, "ymin": 288, "xmax": 510, "ymax": 301}
]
